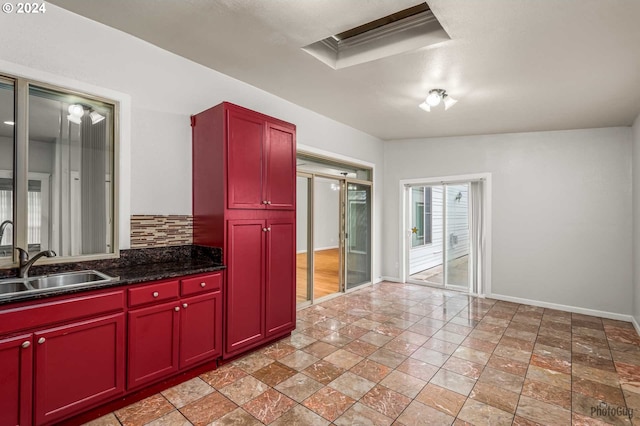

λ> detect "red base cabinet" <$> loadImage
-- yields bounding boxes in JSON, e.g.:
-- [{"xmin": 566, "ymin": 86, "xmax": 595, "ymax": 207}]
[
  {"xmin": 192, "ymin": 102, "xmax": 296, "ymax": 359},
  {"xmin": 0, "ymin": 334, "xmax": 33, "ymax": 426},
  {"xmin": 0, "ymin": 290, "xmax": 126, "ymax": 426},
  {"xmin": 127, "ymin": 300, "xmax": 180, "ymax": 389},
  {"xmin": 34, "ymin": 314, "xmax": 125, "ymax": 425},
  {"xmin": 127, "ymin": 273, "xmax": 223, "ymax": 390},
  {"xmin": 0, "ymin": 271, "xmax": 222, "ymax": 425},
  {"xmin": 180, "ymin": 291, "xmax": 222, "ymax": 369}
]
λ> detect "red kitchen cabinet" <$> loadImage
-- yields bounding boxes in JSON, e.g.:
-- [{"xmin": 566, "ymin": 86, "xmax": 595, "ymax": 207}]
[
  {"xmin": 127, "ymin": 301, "xmax": 180, "ymax": 390},
  {"xmin": 34, "ymin": 313, "xmax": 125, "ymax": 425},
  {"xmin": 179, "ymin": 291, "xmax": 222, "ymax": 369},
  {"xmin": 225, "ymin": 219, "xmax": 266, "ymax": 355},
  {"xmin": 192, "ymin": 102, "xmax": 296, "ymax": 360},
  {"xmin": 226, "ymin": 109, "xmax": 266, "ymax": 210},
  {"xmin": 265, "ymin": 218, "xmax": 296, "ymax": 337},
  {"xmin": 225, "ymin": 105, "xmax": 296, "ymax": 211},
  {"xmin": 0, "ymin": 334, "xmax": 33, "ymax": 426},
  {"xmin": 263, "ymin": 121, "xmax": 296, "ymax": 210},
  {"xmin": 128, "ymin": 272, "xmax": 223, "ymax": 389},
  {"xmin": 224, "ymin": 218, "xmax": 295, "ymax": 357}
]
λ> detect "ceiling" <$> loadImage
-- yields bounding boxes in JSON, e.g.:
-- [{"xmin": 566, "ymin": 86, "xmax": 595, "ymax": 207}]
[{"xmin": 49, "ymin": 0, "xmax": 640, "ymax": 141}]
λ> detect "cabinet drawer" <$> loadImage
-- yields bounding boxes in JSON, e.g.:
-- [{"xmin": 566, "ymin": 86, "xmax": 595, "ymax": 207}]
[
  {"xmin": 181, "ymin": 273, "xmax": 222, "ymax": 297},
  {"xmin": 128, "ymin": 280, "xmax": 179, "ymax": 308}
]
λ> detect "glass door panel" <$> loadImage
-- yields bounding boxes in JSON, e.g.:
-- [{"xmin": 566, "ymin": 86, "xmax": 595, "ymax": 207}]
[
  {"xmin": 346, "ymin": 182, "xmax": 371, "ymax": 289},
  {"xmin": 313, "ymin": 177, "xmax": 342, "ymax": 299},
  {"xmin": 296, "ymin": 175, "xmax": 311, "ymax": 305},
  {"xmin": 444, "ymin": 184, "xmax": 470, "ymax": 289},
  {"xmin": 408, "ymin": 185, "xmax": 443, "ymax": 286}
]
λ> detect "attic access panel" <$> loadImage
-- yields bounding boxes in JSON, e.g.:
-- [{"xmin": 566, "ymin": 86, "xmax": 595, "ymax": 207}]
[{"xmin": 302, "ymin": 2, "xmax": 450, "ymax": 69}]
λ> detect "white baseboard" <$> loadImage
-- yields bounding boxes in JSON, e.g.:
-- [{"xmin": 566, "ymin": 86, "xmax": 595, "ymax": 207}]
[
  {"xmin": 488, "ymin": 292, "xmax": 635, "ymax": 324},
  {"xmin": 381, "ymin": 276, "xmax": 404, "ymax": 283},
  {"xmin": 632, "ymin": 316, "xmax": 640, "ymax": 336},
  {"xmin": 314, "ymin": 245, "xmax": 340, "ymax": 252}
]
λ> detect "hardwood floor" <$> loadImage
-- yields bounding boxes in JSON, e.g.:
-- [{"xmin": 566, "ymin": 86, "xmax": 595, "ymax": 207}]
[{"xmin": 296, "ymin": 248, "xmax": 340, "ymax": 302}]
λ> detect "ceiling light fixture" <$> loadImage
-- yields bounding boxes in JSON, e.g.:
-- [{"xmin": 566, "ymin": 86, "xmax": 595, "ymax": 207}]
[{"xmin": 419, "ymin": 89, "xmax": 458, "ymax": 112}]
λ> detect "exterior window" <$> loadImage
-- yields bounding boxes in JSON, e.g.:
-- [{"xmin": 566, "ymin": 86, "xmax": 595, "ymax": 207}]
[
  {"xmin": 411, "ymin": 186, "xmax": 432, "ymax": 247},
  {"xmin": 0, "ymin": 74, "xmax": 118, "ymax": 266}
]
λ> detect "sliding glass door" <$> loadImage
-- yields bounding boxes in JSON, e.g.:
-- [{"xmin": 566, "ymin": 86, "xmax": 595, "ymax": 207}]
[
  {"xmin": 345, "ymin": 182, "xmax": 372, "ymax": 290},
  {"xmin": 444, "ymin": 184, "xmax": 470, "ymax": 289},
  {"xmin": 296, "ymin": 154, "xmax": 373, "ymax": 306},
  {"xmin": 313, "ymin": 176, "xmax": 343, "ymax": 300},
  {"xmin": 407, "ymin": 182, "xmax": 471, "ymax": 290},
  {"xmin": 296, "ymin": 174, "xmax": 312, "ymax": 304}
]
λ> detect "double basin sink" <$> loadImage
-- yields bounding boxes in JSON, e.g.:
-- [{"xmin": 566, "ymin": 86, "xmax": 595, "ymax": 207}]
[{"xmin": 0, "ymin": 270, "xmax": 114, "ymax": 297}]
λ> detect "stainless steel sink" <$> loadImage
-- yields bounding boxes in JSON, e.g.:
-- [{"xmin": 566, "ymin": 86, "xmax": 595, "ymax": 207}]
[
  {"xmin": 0, "ymin": 270, "xmax": 114, "ymax": 297},
  {"xmin": 28, "ymin": 271, "xmax": 112, "ymax": 289},
  {"xmin": 0, "ymin": 281, "xmax": 29, "ymax": 294}
]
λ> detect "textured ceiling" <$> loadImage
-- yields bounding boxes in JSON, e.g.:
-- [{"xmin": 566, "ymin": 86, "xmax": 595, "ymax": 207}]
[{"xmin": 49, "ymin": 0, "xmax": 640, "ymax": 140}]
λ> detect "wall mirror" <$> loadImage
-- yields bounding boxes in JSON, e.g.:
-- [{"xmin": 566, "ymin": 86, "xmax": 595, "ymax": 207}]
[{"xmin": 0, "ymin": 76, "xmax": 117, "ymax": 266}]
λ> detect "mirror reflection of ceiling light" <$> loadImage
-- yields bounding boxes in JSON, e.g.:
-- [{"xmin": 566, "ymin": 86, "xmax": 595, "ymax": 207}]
[
  {"xmin": 66, "ymin": 104, "xmax": 106, "ymax": 125},
  {"xmin": 419, "ymin": 89, "xmax": 458, "ymax": 112},
  {"xmin": 67, "ymin": 104, "xmax": 84, "ymax": 124},
  {"xmin": 89, "ymin": 111, "xmax": 105, "ymax": 124},
  {"xmin": 3, "ymin": 121, "xmax": 14, "ymax": 125}
]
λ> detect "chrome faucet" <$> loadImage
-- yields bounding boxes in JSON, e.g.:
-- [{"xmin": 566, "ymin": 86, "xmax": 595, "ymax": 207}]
[
  {"xmin": 0, "ymin": 220, "xmax": 11, "ymax": 244},
  {"xmin": 15, "ymin": 247, "xmax": 57, "ymax": 278}
]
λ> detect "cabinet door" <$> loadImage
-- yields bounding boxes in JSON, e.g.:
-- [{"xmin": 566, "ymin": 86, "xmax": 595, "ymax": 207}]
[
  {"xmin": 264, "ymin": 122, "xmax": 295, "ymax": 210},
  {"xmin": 227, "ymin": 109, "xmax": 266, "ymax": 209},
  {"xmin": 127, "ymin": 301, "xmax": 180, "ymax": 390},
  {"xmin": 179, "ymin": 291, "xmax": 222, "ymax": 369},
  {"xmin": 34, "ymin": 313, "xmax": 125, "ymax": 425},
  {"xmin": 265, "ymin": 218, "xmax": 296, "ymax": 337},
  {"xmin": 225, "ymin": 219, "xmax": 266, "ymax": 357},
  {"xmin": 0, "ymin": 334, "xmax": 32, "ymax": 426}
]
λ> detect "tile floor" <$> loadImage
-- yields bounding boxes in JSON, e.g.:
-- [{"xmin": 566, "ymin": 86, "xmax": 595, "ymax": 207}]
[{"xmin": 85, "ymin": 282, "xmax": 640, "ymax": 426}]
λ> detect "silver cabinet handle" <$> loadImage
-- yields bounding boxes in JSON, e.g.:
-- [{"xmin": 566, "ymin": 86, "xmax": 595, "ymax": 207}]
[
  {"xmin": 262, "ymin": 200, "xmax": 268, "ymax": 204},
  {"xmin": 174, "ymin": 306, "xmax": 180, "ymax": 312},
  {"xmin": 263, "ymin": 228, "xmax": 268, "ymax": 232},
  {"xmin": 38, "ymin": 337, "xmax": 45, "ymax": 344},
  {"xmin": 267, "ymin": 201, "xmax": 272, "ymax": 205},
  {"xmin": 183, "ymin": 303, "xmax": 188, "ymax": 308},
  {"xmin": 200, "ymin": 282, "xmax": 206, "ymax": 288},
  {"xmin": 153, "ymin": 291, "xmax": 159, "ymax": 298},
  {"xmin": 267, "ymin": 227, "xmax": 271, "ymax": 231},
  {"xmin": 22, "ymin": 341, "xmax": 30, "ymax": 348}
]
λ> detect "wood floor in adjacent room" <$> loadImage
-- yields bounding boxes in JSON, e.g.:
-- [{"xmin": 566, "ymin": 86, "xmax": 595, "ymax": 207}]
[
  {"xmin": 296, "ymin": 249, "xmax": 340, "ymax": 302},
  {"xmin": 85, "ymin": 281, "xmax": 640, "ymax": 426}
]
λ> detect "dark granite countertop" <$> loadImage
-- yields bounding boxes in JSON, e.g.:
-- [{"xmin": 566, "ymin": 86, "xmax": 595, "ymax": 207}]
[{"xmin": 0, "ymin": 245, "xmax": 224, "ymax": 306}]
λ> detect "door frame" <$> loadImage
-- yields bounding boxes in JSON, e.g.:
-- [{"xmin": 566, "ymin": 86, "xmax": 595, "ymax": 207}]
[
  {"xmin": 399, "ymin": 173, "xmax": 492, "ymax": 296},
  {"xmin": 296, "ymin": 171, "xmax": 374, "ymax": 307}
]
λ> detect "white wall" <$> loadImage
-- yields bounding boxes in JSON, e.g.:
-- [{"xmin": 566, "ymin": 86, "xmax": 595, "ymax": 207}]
[
  {"xmin": 633, "ymin": 113, "xmax": 640, "ymax": 326},
  {"xmin": 384, "ymin": 127, "xmax": 633, "ymax": 316},
  {"xmin": 313, "ymin": 179, "xmax": 340, "ymax": 251},
  {"xmin": 0, "ymin": 4, "xmax": 385, "ymax": 281}
]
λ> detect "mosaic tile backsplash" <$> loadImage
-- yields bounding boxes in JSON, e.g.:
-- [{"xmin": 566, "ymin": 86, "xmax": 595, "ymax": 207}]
[{"xmin": 130, "ymin": 215, "xmax": 193, "ymax": 248}]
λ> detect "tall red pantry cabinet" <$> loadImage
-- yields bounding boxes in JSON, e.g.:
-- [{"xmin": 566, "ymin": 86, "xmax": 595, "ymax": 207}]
[{"xmin": 192, "ymin": 102, "xmax": 296, "ymax": 359}]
